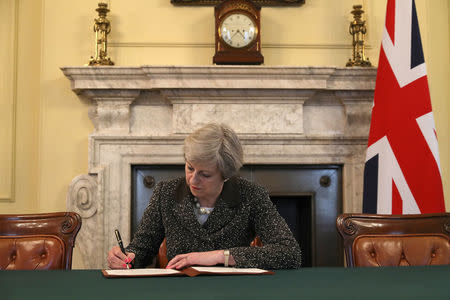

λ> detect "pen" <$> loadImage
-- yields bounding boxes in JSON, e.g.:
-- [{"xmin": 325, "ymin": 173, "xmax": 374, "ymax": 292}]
[{"xmin": 114, "ymin": 229, "xmax": 130, "ymax": 269}]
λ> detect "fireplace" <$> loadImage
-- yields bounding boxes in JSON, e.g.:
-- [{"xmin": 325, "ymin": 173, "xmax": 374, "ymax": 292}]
[{"xmin": 62, "ymin": 65, "xmax": 376, "ymax": 269}]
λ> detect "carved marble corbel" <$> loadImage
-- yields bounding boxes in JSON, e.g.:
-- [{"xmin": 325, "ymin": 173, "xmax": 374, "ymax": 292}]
[
  {"xmin": 67, "ymin": 168, "xmax": 105, "ymax": 269},
  {"xmin": 82, "ymin": 90, "xmax": 141, "ymax": 134},
  {"xmin": 335, "ymin": 90, "xmax": 373, "ymax": 138}
]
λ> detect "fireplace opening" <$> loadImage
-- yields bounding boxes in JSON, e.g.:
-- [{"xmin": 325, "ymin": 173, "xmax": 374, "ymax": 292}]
[
  {"xmin": 132, "ymin": 164, "xmax": 343, "ymax": 267},
  {"xmin": 271, "ymin": 195, "xmax": 313, "ymax": 267}
]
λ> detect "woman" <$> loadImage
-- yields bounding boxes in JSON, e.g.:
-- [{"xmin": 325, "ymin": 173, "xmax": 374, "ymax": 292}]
[{"xmin": 107, "ymin": 123, "xmax": 301, "ymax": 270}]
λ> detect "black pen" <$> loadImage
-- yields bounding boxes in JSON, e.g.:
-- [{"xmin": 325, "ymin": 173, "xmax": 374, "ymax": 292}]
[{"xmin": 114, "ymin": 229, "xmax": 130, "ymax": 269}]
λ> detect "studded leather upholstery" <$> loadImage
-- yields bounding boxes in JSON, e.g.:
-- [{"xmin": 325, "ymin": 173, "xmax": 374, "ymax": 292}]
[
  {"xmin": 336, "ymin": 213, "xmax": 450, "ymax": 267},
  {"xmin": 353, "ymin": 235, "xmax": 449, "ymax": 266},
  {"xmin": 0, "ymin": 236, "xmax": 65, "ymax": 270},
  {"xmin": 0, "ymin": 212, "xmax": 81, "ymax": 270}
]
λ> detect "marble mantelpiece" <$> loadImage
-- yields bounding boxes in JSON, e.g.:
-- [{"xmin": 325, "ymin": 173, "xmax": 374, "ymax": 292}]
[{"xmin": 62, "ymin": 65, "xmax": 376, "ymax": 269}]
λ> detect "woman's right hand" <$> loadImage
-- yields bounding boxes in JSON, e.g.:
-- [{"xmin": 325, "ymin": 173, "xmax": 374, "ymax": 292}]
[{"xmin": 107, "ymin": 246, "xmax": 135, "ymax": 269}]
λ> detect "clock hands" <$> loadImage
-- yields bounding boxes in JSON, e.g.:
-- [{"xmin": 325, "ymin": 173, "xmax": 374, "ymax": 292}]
[
  {"xmin": 230, "ymin": 29, "xmax": 247, "ymax": 40},
  {"xmin": 237, "ymin": 29, "xmax": 246, "ymax": 39}
]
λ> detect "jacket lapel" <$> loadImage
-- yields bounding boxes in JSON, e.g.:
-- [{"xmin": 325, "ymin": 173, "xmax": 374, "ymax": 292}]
[
  {"xmin": 173, "ymin": 177, "xmax": 242, "ymax": 235},
  {"xmin": 173, "ymin": 179, "xmax": 207, "ymax": 238},
  {"xmin": 202, "ymin": 177, "xmax": 241, "ymax": 233}
]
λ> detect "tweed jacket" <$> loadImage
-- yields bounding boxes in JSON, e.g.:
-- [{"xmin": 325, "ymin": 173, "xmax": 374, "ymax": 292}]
[{"xmin": 126, "ymin": 176, "xmax": 302, "ymax": 269}]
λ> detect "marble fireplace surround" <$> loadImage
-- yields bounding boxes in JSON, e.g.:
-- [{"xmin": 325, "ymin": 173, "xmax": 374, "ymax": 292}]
[{"xmin": 61, "ymin": 65, "xmax": 376, "ymax": 269}]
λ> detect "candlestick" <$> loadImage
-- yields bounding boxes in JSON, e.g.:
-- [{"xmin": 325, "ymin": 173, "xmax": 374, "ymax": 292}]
[
  {"xmin": 346, "ymin": 5, "xmax": 371, "ymax": 67},
  {"xmin": 88, "ymin": 2, "xmax": 114, "ymax": 66}
]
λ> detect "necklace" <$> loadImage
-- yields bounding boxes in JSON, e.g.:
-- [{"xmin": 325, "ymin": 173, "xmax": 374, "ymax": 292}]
[{"xmin": 193, "ymin": 197, "xmax": 214, "ymax": 215}]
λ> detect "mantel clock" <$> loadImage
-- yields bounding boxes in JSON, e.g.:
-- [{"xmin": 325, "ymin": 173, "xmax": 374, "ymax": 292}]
[{"xmin": 213, "ymin": 0, "xmax": 264, "ymax": 65}]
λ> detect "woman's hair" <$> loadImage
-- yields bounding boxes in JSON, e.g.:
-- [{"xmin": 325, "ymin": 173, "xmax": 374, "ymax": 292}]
[{"xmin": 183, "ymin": 123, "xmax": 243, "ymax": 179}]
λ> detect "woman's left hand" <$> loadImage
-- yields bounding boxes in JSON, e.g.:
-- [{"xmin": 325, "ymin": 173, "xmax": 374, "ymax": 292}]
[{"xmin": 166, "ymin": 250, "xmax": 229, "ymax": 269}]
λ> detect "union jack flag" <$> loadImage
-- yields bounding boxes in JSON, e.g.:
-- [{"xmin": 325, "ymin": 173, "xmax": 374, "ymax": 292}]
[{"xmin": 362, "ymin": 0, "xmax": 445, "ymax": 214}]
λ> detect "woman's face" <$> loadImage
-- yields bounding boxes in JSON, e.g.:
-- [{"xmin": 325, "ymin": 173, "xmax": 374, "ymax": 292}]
[{"xmin": 185, "ymin": 160, "xmax": 224, "ymax": 203}]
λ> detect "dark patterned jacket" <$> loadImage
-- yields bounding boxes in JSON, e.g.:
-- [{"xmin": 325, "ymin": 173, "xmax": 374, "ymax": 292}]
[{"xmin": 126, "ymin": 176, "xmax": 302, "ymax": 269}]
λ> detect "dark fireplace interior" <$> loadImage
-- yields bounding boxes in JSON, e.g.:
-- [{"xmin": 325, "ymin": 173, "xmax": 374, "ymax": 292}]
[{"xmin": 132, "ymin": 164, "xmax": 343, "ymax": 267}]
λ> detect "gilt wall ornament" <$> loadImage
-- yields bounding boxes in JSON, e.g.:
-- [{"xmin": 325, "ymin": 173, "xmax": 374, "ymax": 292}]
[{"xmin": 171, "ymin": 0, "xmax": 305, "ymax": 6}]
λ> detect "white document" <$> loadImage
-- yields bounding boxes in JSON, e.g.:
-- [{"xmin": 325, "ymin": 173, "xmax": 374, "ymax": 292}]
[
  {"xmin": 104, "ymin": 268, "xmax": 181, "ymax": 276},
  {"xmin": 190, "ymin": 266, "xmax": 269, "ymax": 274}
]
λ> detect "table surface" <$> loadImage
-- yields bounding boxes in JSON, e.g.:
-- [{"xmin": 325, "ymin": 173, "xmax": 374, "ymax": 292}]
[{"xmin": 1, "ymin": 266, "xmax": 449, "ymax": 300}]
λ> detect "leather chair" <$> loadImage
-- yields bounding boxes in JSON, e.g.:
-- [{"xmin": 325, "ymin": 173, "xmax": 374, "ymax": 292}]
[
  {"xmin": 0, "ymin": 212, "xmax": 81, "ymax": 270},
  {"xmin": 336, "ymin": 213, "xmax": 450, "ymax": 267},
  {"xmin": 156, "ymin": 236, "xmax": 262, "ymax": 268}
]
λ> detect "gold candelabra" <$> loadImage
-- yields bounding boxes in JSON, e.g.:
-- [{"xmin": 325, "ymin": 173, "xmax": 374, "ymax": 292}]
[
  {"xmin": 88, "ymin": 2, "xmax": 114, "ymax": 66},
  {"xmin": 346, "ymin": 5, "xmax": 371, "ymax": 67}
]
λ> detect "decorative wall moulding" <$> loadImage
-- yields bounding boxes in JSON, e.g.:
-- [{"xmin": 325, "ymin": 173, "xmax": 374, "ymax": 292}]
[{"xmin": 171, "ymin": 0, "xmax": 305, "ymax": 6}]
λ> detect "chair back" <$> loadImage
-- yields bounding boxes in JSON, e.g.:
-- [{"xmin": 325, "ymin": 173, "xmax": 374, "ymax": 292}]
[
  {"xmin": 336, "ymin": 213, "xmax": 450, "ymax": 267},
  {"xmin": 156, "ymin": 236, "xmax": 262, "ymax": 268},
  {"xmin": 0, "ymin": 212, "xmax": 82, "ymax": 270}
]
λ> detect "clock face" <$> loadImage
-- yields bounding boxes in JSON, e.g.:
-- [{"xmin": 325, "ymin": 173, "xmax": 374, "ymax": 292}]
[{"xmin": 219, "ymin": 13, "xmax": 257, "ymax": 48}]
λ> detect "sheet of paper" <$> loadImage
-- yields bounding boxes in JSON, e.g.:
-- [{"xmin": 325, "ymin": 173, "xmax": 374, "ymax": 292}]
[
  {"xmin": 190, "ymin": 266, "xmax": 268, "ymax": 274},
  {"xmin": 104, "ymin": 268, "xmax": 181, "ymax": 276}
]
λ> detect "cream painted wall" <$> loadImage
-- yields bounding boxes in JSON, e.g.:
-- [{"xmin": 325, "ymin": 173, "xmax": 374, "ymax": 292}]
[
  {"xmin": 0, "ymin": 0, "xmax": 41, "ymax": 212},
  {"xmin": 0, "ymin": 1, "xmax": 16, "ymax": 203},
  {"xmin": 427, "ymin": 0, "xmax": 450, "ymax": 214},
  {"xmin": 1, "ymin": 0, "xmax": 449, "ymax": 216}
]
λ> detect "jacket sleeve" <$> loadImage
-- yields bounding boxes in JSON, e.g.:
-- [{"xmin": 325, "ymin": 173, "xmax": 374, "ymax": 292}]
[
  {"xmin": 126, "ymin": 181, "xmax": 165, "ymax": 268},
  {"xmin": 229, "ymin": 185, "xmax": 302, "ymax": 269}
]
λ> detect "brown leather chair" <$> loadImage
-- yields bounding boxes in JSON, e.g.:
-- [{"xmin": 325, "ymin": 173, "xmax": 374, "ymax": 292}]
[
  {"xmin": 0, "ymin": 212, "xmax": 81, "ymax": 270},
  {"xmin": 156, "ymin": 236, "xmax": 262, "ymax": 268},
  {"xmin": 336, "ymin": 213, "xmax": 450, "ymax": 267}
]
